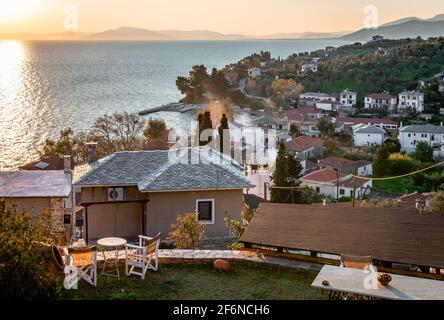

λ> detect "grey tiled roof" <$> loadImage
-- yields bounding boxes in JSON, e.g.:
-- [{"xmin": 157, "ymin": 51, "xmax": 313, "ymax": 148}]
[
  {"xmin": 354, "ymin": 124, "xmax": 385, "ymax": 134},
  {"xmin": 399, "ymin": 125, "xmax": 444, "ymax": 134},
  {"xmin": 0, "ymin": 171, "xmax": 71, "ymax": 198},
  {"xmin": 74, "ymin": 147, "xmax": 253, "ymax": 192}
]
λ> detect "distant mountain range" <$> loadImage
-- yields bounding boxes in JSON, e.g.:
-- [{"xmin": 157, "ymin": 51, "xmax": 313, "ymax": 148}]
[
  {"xmin": 2, "ymin": 13, "xmax": 444, "ymax": 41},
  {"xmin": 342, "ymin": 14, "xmax": 444, "ymax": 41}
]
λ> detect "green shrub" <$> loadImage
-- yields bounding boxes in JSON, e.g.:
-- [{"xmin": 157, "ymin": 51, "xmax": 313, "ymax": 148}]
[
  {"xmin": 167, "ymin": 212, "xmax": 205, "ymax": 250},
  {"xmin": 0, "ymin": 205, "xmax": 60, "ymax": 299},
  {"xmin": 338, "ymin": 197, "xmax": 352, "ymax": 203}
]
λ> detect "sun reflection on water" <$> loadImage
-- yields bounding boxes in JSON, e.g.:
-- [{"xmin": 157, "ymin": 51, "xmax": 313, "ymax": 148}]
[{"xmin": 0, "ymin": 40, "xmax": 33, "ymax": 170}]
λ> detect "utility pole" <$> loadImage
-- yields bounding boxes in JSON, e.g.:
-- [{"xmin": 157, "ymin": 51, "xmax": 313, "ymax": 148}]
[
  {"xmin": 334, "ymin": 168, "xmax": 339, "ymax": 201},
  {"xmin": 352, "ymin": 168, "xmax": 357, "ymax": 207}
]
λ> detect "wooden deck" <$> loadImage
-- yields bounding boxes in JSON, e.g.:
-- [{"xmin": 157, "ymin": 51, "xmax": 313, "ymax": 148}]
[{"xmin": 240, "ymin": 203, "xmax": 444, "ymax": 269}]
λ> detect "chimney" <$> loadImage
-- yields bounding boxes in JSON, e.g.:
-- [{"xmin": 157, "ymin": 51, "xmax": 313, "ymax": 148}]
[
  {"xmin": 63, "ymin": 155, "xmax": 72, "ymax": 173},
  {"xmin": 86, "ymin": 142, "xmax": 98, "ymax": 164}
]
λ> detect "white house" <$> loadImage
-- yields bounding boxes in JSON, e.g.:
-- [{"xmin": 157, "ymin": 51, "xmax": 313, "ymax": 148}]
[
  {"xmin": 364, "ymin": 92, "xmax": 397, "ymax": 111},
  {"xmin": 340, "ymin": 89, "xmax": 357, "ymax": 109},
  {"xmin": 300, "ymin": 168, "xmax": 372, "ymax": 199},
  {"xmin": 300, "ymin": 63, "xmax": 318, "ymax": 73},
  {"xmin": 316, "ymin": 100, "xmax": 341, "ymax": 112},
  {"xmin": 248, "ymin": 67, "xmax": 262, "ymax": 79},
  {"xmin": 398, "ymin": 90, "xmax": 425, "ymax": 113},
  {"xmin": 399, "ymin": 124, "xmax": 444, "ymax": 157},
  {"xmin": 352, "ymin": 124, "xmax": 385, "ymax": 147},
  {"xmin": 300, "ymin": 92, "xmax": 337, "ymax": 102}
]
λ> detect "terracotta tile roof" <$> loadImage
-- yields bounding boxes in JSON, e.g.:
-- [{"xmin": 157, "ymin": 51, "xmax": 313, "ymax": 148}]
[
  {"xmin": 336, "ymin": 117, "xmax": 398, "ymax": 126},
  {"xmin": 285, "ymin": 135, "xmax": 323, "ymax": 152},
  {"xmin": 301, "ymin": 168, "xmax": 347, "ymax": 183},
  {"xmin": 366, "ymin": 92, "xmax": 395, "ymax": 100},
  {"xmin": 318, "ymin": 156, "xmax": 359, "ymax": 168}
]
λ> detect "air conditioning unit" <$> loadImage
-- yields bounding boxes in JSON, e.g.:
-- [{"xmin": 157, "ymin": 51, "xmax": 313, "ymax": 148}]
[{"xmin": 108, "ymin": 187, "xmax": 124, "ymax": 201}]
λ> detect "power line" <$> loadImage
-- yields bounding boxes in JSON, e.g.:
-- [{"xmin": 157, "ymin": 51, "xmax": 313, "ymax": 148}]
[{"xmin": 351, "ymin": 161, "xmax": 444, "ymax": 181}]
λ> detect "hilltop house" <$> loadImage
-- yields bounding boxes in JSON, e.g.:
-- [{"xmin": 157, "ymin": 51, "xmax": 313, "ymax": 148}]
[
  {"xmin": 325, "ymin": 46, "xmax": 336, "ymax": 52},
  {"xmin": 284, "ymin": 136, "xmax": 324, "ymax": 160},
  {"xmin": 300, "ymin": 168, "xmax": 372, "ymax": 199},
  {"xmin": 73, "ymin": 147, "xmax": 253, "ymax": 241},
  {"xmin": 318, "ymin": 156, "xmax": 373, "ymax": 176},
  {"xmin": 399, "ymin": 124, "xmax": 444, "ymax": 158},
  {"xmin": 352, "ymin": 124, "xmax": 385, "ymax": 147},
  {"xmin": 364, "ymin": 92, "xmax": 397, "ymax": 111},
  {"xmin": 0, "ymin": 160, "xmax": 73, "ymax": 244},
  {"xmin": 398, "ymin": 90, "xmax": 425, "ymax": 113},
  {"xmin": 340, "ymin": 89, "xmax": 357, "ymax": 109},
  {"xmin": 248, "ymin": 67, "xmax": 262, "ymax": 79},
  {"xmin": 371, "ymin": 35, "xmax": 384, "ymax": 42},
  {"xmin": 300, "ymin": 63, "xmax": 318, "ymax": 74}
]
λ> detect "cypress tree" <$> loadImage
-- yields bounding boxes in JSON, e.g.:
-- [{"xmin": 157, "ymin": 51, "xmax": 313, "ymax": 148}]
[{"xmin": 218, "ymin": 114, "xmax": 230, "ymax": 154}]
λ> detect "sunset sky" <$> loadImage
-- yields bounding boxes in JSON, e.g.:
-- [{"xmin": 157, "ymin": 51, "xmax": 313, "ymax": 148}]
[{"xmin": 0, "ymin": 0, "xmax": 444, "ymax": 35}]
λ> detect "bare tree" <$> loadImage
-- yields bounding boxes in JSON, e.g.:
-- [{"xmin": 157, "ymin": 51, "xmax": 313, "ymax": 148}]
[{"xmin": 90, "ymin": 112, "xmax": 145, "ymax": 156}]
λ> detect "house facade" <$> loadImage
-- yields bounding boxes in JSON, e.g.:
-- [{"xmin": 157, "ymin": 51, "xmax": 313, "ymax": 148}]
[
  {"xmin": 300, "ymin": 63, "xmax": 318, "ymax": 73},
  {"xmin": 364, "ymin": 92, "xmax": 397, "ymax": 111},
  {"xmin": 340, "ymin": 89, "xmax": 357, "ymax": 109},
  {"xmin": 300, "ymin": 168, "xmax": 372, "ymax": 199},
  {"xmin": 399, "ymin": 124, "xmax": 444, "ymax": 156},
  {"xmin": 352, "ymin": 124, "xmax": 385, "ymax": 147},
  {"xmin": 73, "ymin": 147, "xmax": 253, "ymax": 241},
  {"xmin": 248, "ymin": 68, "xmax": 262, "ymax": 79},
  {"xmin": 300, "ymin": 92, "xmax": 337, "ymax": 102},
  {"xmin": 398, "ymin": 90, "xmax": 425, "ymax": 113}
]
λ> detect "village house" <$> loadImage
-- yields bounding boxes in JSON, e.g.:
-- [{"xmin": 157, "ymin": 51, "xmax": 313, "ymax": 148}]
[
  {"xmin": 0, "ymin": 158, "xmax": 73, "ymax": 244},
  {"xmin": 318, "ymin": 156, "xmax": 373, "ymax": 176},
  {"xmin": 336, "ymin": 116, "xmax": 399, "ymax": 133},
  {"xmin": 284, "ymin": 107, "xmax": 325, "ymax": 137},
  {"xmin": 73, "ymin": 146, "xmax": 253, "ymax": 241},
  {"xmin": 352, "ymin": 124, "xmax": 385, "ymax": 147},
  {"xmin": 248, "ymin": 67, "xmax": 262, "ymax": 79},
  {"xmin": 371, "ymin": 35, "xmax": 384, "ymax": 42},
  {"xmin": 325, "ymin": 46, "xmax": 336, "ymax": 52},
  {"xmin": 300, "ymin": 168, "xmax": 372, "ymax": 199},
  {"xmin": 364, "ymin": 92, "xmax": 397, "ymax": 111},
  {"xmin": 284, "ymin": 135, "xmax": 324, "ymax": 160},
  {"xmin": 315, "ymin": 100, "xmax": 341, "ymax": 112},
  {"xmin": 399, "ymin": 124, "xmax": 444, "ymax": 158},
  {"xmin": 300, "ymin": 63, "xmax": 318, "ymax": 74},
  {"xmin": 398, "ymin": 90, "xmax": 425, "ymax": 113},
  {"xmin": 340, "ymin": 89, "xmax": 357, "ymax": 109},
  {"xmin": 300, "ymin": 92, "xmax": 337, "ymax": 102}
]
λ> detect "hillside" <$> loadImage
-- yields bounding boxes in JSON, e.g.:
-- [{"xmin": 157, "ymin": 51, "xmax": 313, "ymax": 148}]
[
  {"xmin": 342, "ymin": 20, "xmax": 444, "ymax": 42},
  {"xmin": 301, "ymin": 38, "xmax": 444, "ymax": 102}
]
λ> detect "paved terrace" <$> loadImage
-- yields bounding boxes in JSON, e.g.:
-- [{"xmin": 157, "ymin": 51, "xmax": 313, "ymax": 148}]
[{"xmin": 96, "ymin": 249, "xmax": 322, "ymax": 272}]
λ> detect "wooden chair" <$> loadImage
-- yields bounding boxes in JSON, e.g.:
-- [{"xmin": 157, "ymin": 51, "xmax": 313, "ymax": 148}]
[
  {"xmin": 125, "ymin": 233, "xmax": 161, "ymax": 280},
  {"xmin": 340, "ymin": 254, "xmax": 373, "ymax": 270},
  {"xmin": 67, "ymin": 246, "xmax": 98, "ymax": 288}
]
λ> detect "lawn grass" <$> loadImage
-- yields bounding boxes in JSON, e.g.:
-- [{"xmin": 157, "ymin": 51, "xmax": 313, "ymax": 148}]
[
  {"xmin": 373, "ymin": 177, "xmax": 413, "ymax": 195},
  {"xmin": 62, "ymin": 261, "xmax": 325, "ymax": 300}
]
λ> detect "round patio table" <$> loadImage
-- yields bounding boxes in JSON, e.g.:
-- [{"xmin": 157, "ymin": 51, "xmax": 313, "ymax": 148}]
[{"xmin": 97, "ymin": 237, "xmax": 127, "ymax": 279}]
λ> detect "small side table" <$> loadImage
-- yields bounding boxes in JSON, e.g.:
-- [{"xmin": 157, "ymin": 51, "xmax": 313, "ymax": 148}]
[{"xmin": 97, "ymin": 237, "xmax": 127, "ymax": 279}]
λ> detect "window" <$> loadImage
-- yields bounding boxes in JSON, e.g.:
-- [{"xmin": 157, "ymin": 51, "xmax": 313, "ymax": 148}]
[
  {"xmin": 316, "ymin": 187, "xmax": 320, "ymax": 193},
  {"xmin": 196, "ymin": 199, "xmax": 215, "ymax": 224},
  {"xmin": 340, "ymin": 189, "xmax": 345, "ymax": 196}
]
